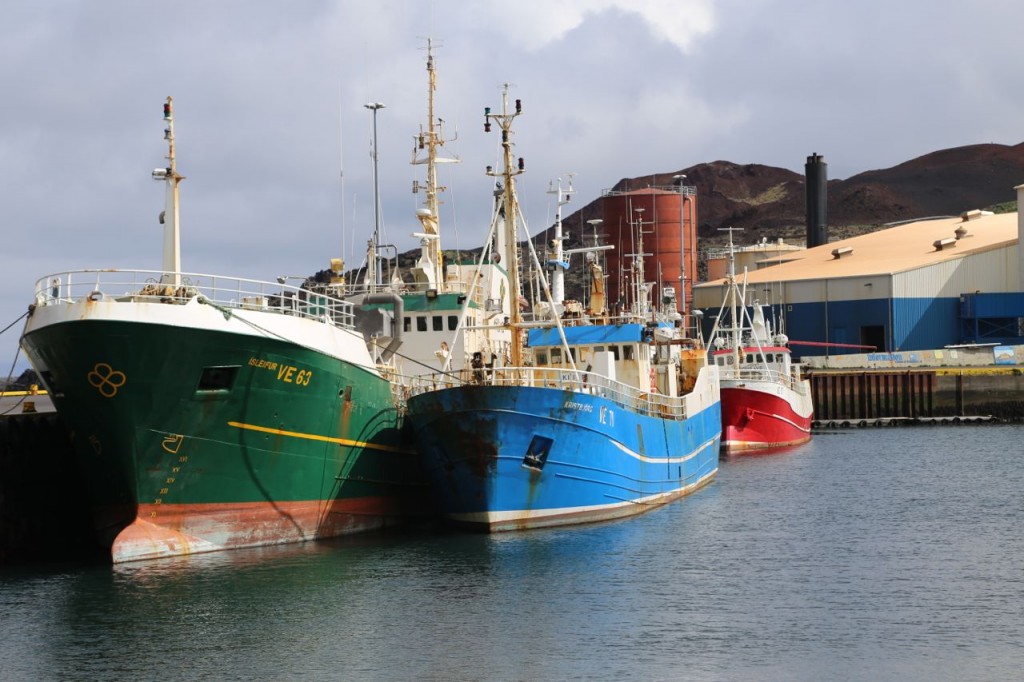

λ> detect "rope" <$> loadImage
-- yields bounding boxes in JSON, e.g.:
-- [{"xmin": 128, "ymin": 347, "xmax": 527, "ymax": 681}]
[
  {"xmin": 0, "ymin": 311, "xmax": 30, "ymax": 414},
  {"xmin": 0, "ymin": 310, "xmax": 29, "ymax": 337},
  {"xmin": 196, "ymin": 296, "xmax": 311, "ymax": 349},
  {"xmin": 196, "ymin": 296, "xmax": 460, "ymax": 382}
]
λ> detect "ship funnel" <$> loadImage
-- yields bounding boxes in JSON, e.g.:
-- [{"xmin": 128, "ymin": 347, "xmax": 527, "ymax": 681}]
[{"xmin": 805, "ymin": 153, "xmax": 828, "ymax": 248}]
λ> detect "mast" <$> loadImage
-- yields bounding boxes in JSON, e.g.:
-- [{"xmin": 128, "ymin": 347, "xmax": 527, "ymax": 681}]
[
  {"xmin": 723, "ymin": 227, "xmax": 743, "ymax": 365},
  {"xmin": 364, "ymin": 101, "xmax": 386, "ymax": 291},
  {"xmin": 154, "ymin": 96, "xmax": 183, "ymax": 288},
  {"xmin": 545, "ymin": 176, "xmax": 573, "ymax": 306},
  {"xmin": 628, "ymin": 207, "xmax": 654, "ymax": 317},
  {"xmin": 562, "ymin": 219, "xmax": 614, "ymax": 316},
  {"xmin": 484, "ymin": 85, "xmax": 525, "ymax": 365},
  {"xmin": 411, "ymin": 38, "xmax": 458, "ymax": 291}
]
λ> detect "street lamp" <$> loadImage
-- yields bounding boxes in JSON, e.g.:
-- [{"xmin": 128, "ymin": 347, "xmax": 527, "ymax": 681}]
[
  {"xmin": 365, "ymin": 102, "xmax": 386, "ymax": 287},
  {"xmin": 673, "ymin": 173, "xmax": 688, "ymax": 316}
]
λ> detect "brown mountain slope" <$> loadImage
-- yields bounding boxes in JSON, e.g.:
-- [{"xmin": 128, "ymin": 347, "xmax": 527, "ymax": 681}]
[
  {"xmin": 558, "ymin": 142, "xmax": 1024, "ymax": 246},
  {"xmin": 376, "ymin": 142, "xmax": 1024, "ymax": 290},
  {"xmin": 838, "ymin": 142, "xmax": 1024, "ymax": 224}
]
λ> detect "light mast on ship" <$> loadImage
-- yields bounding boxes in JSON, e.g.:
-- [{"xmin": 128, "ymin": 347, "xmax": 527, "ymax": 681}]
[
  {"xmin": 154, "ymin": 96, "xmax": 184, "ymax": 288},
  {"xmin": 411, "ymin": 38, "xmax": 459, "ymax": 292},
  {"xmin": 484, "ymin": 86, "xmax": 526, "ymax": 366},
  {"xmin": 545, "ymin": 175, "xmax": 574, "ymax": 311}
]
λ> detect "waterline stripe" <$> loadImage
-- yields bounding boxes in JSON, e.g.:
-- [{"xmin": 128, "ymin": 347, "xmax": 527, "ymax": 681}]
[{"xmin": 227, "ymin": 421, "xmax": 411, "ymax": 454}]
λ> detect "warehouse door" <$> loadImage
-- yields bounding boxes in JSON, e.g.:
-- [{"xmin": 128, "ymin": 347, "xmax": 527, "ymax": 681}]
[{"xmin": 860, "ymin": 325, "xmax": 885, "ymax": 352}]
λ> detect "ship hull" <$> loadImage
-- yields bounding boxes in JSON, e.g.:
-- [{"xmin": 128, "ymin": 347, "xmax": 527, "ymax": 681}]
[
  {"xmin": 720, "ymin": 380, "xmax": 813, "ymax": 453},
  {"xmin": 20, "ymin": 297, "xmax": 419, "ymax": 562},
  {"xmin": 407, "ymin": 380, "xmax": 721, "ymax": 530}
]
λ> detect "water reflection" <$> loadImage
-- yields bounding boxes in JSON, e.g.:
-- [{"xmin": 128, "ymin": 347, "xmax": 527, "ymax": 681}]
[{"xmin": 2, "ymin": 425, "xmax": 1023, "ymax": 681}]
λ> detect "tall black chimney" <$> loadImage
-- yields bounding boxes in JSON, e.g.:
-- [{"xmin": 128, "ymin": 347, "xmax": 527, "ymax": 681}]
[{"xmin": 805, "ymin": 153, "xmax": 828, "ymax": 248}]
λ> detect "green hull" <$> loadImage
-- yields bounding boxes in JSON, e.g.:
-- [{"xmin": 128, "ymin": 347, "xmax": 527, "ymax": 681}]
[{"xmin": 21, "ymin": 316, "xmax": 421, "ymax": 562}]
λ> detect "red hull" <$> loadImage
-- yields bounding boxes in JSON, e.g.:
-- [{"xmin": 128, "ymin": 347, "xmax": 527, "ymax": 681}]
[{"xmin": 720, "ymin": 382, "xmax": 813, "ymax": 453}]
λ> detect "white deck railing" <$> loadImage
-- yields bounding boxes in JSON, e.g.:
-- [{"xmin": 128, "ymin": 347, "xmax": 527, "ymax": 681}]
[
  {"xmin": 33, "ymin": 269, "xmax": 356, "ymax": 330},
  {"xmin": 720, "ymin": 366, "xmax": 809, "ymax": 394},
  {"xmin": 400, "ymin": 365, "xmax": 693, "ymax": 419}
]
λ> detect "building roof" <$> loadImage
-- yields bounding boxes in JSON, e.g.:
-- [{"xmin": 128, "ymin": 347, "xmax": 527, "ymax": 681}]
[
  {"xmin": 696, "ymin": 211, "xmax": 1019, "ymax": 287},
  {"xmin": 528, "ymin": 323, "xmax": 646, "ymax": 347}
]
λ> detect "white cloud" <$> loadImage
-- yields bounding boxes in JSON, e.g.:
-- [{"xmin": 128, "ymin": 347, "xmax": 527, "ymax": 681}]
[
  {"xmin": 2, "ymin": 0, "xmax": 1024, "ymax": 371},
  {"xmin": 465, "ymin": 0, "xmax": 716, "ymax": 52}
]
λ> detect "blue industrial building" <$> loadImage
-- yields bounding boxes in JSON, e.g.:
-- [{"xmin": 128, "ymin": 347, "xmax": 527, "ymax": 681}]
[{"xmin": 692, "ymin": 187, "xmax": 1024, "ymax": 356}]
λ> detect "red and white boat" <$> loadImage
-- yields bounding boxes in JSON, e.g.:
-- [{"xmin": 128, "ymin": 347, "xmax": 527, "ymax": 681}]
[{"xmin": 708, "ymin": 232, "xmax": 813, "ymax": 453}]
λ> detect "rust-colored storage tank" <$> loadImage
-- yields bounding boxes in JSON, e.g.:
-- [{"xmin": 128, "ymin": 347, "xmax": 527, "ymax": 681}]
[{"xmin": 600, "ymin": 186, "xmax": 697, "ymax": 314}]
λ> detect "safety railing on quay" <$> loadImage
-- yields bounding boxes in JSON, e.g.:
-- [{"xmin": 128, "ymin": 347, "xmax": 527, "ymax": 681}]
[{"xmin": 33, "ymin": 269, "xmax": 356, "ymax": 330}]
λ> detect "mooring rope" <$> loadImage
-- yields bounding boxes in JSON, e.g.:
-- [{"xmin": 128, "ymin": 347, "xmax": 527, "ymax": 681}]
[{"xmin": 0, "ymin": 311, "xmax": 30, "ymax": 414}]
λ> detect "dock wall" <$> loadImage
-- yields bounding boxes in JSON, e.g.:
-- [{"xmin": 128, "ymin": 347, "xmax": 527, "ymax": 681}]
[
  {"xmin": 806, "ymin": 369, "xmax": 1024, "ymax": 422},
  {"xmin": 0, "ymin": 413, "xmax": 98, "ymax": 563}
]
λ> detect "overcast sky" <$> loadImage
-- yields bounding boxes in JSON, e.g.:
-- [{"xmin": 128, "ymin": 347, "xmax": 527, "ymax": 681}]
[{"xmin": 2, "ymin": 0, "xmax": 1022, "ymax": 374}]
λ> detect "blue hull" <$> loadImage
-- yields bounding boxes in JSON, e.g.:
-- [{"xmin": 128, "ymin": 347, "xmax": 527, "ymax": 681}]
[{"xmin": 407, "ymin": 384, "xmax": 721, "ymax": 530}]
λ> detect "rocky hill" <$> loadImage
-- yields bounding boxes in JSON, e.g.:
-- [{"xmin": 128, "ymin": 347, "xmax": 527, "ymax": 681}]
[
  {"xmin": 556, "ymin": 141, "xmax": 1024, "ymax": 247},
  {"xmin": 362, "ymin": 141, "xmax": 1024, "ymax": 290}
]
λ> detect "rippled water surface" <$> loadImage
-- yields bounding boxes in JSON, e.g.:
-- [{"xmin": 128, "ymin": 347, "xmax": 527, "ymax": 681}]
[{"xmin": 3, "ymin": 425, "xmax": 1023, "ymax": 680}]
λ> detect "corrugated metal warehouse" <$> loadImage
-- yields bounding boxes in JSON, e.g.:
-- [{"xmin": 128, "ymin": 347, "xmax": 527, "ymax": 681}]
[{"xmin": 692, "ymin": 185, "xmax": 1024, "ymax": 355}]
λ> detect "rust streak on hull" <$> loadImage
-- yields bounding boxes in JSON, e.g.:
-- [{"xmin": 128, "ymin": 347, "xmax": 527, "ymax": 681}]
[{"xmin": 112, "ymin": 497, "xmax": 401, "ymax": 563}]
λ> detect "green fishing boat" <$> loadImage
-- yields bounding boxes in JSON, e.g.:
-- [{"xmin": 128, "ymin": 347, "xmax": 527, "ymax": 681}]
[{"xmin": 20, "ymin": 98, "xmax": 417, "ymax": 563}]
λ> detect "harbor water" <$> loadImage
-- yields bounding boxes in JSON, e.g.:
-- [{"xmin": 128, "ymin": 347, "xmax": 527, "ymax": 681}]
[{"xmin": 2, "ymin": 424, "xmax": 1022, "ymax": 680}]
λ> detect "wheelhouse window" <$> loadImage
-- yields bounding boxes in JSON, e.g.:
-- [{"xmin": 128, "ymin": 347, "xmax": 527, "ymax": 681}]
[
  {"xmin": 433, "ymin": 316, "xmax": 444, "ymax": 332},
  {"xmin": 447, "ymin": 315, "xmax": 458, "ymax": 331},
  {"xmin": 416, "ymin": 316, "xmax": 428, "ymax": 332}
]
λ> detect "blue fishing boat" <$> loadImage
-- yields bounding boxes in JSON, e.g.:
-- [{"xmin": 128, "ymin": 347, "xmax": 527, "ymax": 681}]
[{"xmin": 404, "ymin": 88, "xmax": 721, "ymax": 530}]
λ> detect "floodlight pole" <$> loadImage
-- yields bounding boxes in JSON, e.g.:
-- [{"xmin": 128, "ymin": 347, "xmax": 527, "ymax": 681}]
[{"xmin": 365, "ymin": 102, "xmax": 386, "ymax": 287}]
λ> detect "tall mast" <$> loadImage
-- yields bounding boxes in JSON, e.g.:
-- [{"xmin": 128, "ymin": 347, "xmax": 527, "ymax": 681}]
[
  {"xmin": 629, "ymin": 207, "xmax": 654, "ymax": 317},
  {"xmin": 364, "ymin": 101, "xmax": 386, "ymax": 291},
  {"xmin": 722, "ymin": 226, "xmax": 744, "ymax": 363},
  {"xmin": 155, "ymin": 96, "xmax": 183, "ymax": 287},
  {"xmin": 546, "ymin": 176, "xmax": 573, "ymax": 306},
  {"xmin": 484, "ymin": 85, "xmax": 524, "ymax": 365},
  {"xmin": 411, "ymin": 38, "xmax": 458, "ymax": 291}
]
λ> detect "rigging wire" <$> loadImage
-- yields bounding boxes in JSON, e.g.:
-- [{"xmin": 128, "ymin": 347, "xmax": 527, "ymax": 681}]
[
  {"xmin": 0, "ymin": 310, "xmax": 29, "ymax": 338},
  {"xmin": 0, "ymin": 310, "xmax": 30, "ymax": 414},
  {"xmin": 196, "ymin": 297, "xmax": 463, "ymax": 382}
]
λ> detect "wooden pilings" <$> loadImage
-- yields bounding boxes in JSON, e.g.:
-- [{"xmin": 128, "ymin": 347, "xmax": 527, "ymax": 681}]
[
  {"xmin": 807, "ymin": 368, "xmax": 1024, "ymax": 422},
  {"xmin": 810, "ymin": 370, "xmax": 935, "ymax": 421}
]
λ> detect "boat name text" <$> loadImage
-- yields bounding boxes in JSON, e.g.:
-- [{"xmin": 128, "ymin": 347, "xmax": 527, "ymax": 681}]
[
  {"xmin": 564, "ymin": 401, "xmax": 593, "ymax": 412},
  {"xmin": 248, "ymin": 357, "xmax": 313, "ymax": 386}
]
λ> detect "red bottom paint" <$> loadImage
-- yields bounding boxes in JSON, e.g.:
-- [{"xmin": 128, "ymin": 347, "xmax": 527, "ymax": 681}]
[{"xmin": 111, "ymin": 497, "xmax": 403, "ymax": 563}]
